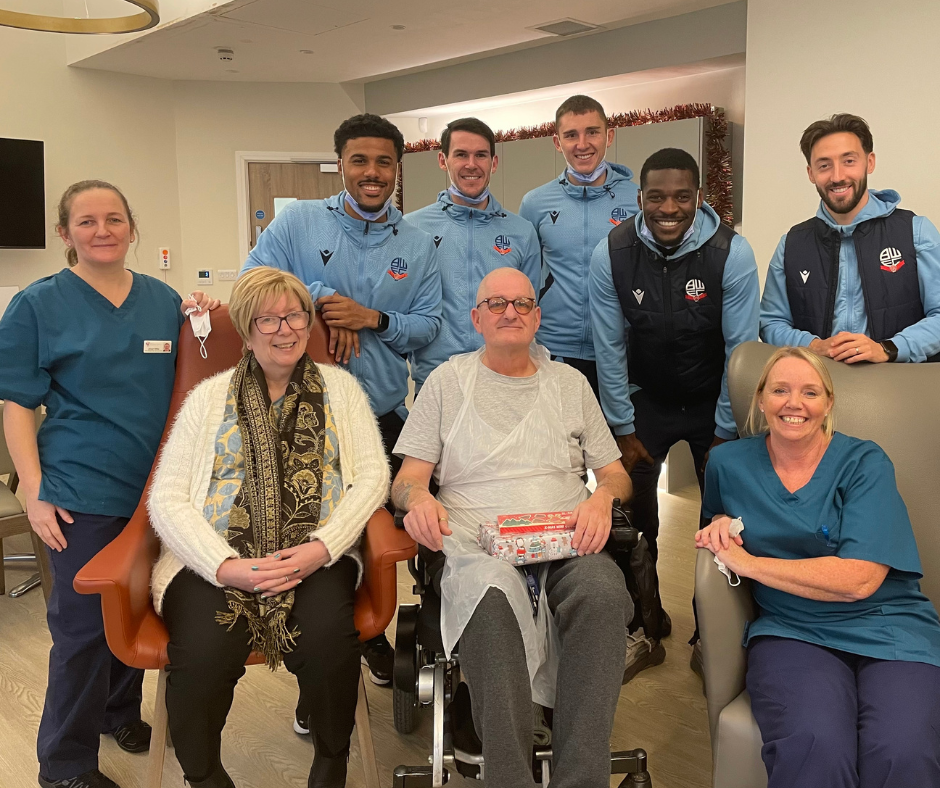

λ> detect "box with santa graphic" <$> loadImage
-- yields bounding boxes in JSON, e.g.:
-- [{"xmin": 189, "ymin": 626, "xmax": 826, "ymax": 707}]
[{"xmin": 479, "ymin": 511, "xmax": 578, "ymax": 565}]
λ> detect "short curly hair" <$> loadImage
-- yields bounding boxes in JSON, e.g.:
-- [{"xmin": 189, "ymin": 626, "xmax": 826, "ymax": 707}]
[{"xmin": 334, "ymin": 114, "xmax": 405, "ymax": 161}]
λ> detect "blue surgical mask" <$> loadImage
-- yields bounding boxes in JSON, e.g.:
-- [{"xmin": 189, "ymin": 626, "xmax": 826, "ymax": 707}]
[
  {"xmin": 447, "ymin": 184, "xmax": 490, "ymax": 205},
  {"xmin": 566, "ymin": 160, "xmax": 608, "ymax": 184}
]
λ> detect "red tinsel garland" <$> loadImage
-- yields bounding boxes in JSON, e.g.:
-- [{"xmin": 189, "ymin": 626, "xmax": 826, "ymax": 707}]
[{"xmin": 397, "ymin": 103, "xmax": 733, "ymax": 226}]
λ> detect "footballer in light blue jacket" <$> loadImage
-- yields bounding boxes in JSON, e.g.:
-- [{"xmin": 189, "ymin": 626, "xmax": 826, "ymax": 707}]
[
  {"xmin": 405, "ymin": 118, "xmax": 540, "ymax": 388},
  {"xmin": 243, "ymin": 115, "xmax": 441, "ymax": 422},
  {"xmin": 519, "ymin": 96, "xmax": 640, "ymax": 376}
]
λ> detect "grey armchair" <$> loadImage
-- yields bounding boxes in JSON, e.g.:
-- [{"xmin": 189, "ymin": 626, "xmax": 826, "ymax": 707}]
[{"xmin": 696, "ymin": 342, "xmax": 940, "ymax": 788}]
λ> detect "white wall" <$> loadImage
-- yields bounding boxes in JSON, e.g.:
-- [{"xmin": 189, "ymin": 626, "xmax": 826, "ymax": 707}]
[
  {"xmin": 171, "ymin": 81, "xmax": 360, "ymax": 299},
  {"xmin": 743, "ymin": 0, "xmax": 940, "ymax": 282},
  {"xmin": 0, "ymin": 24, "xmax": 358, "ymax": 300},
  {"xmin": 0, "ymin": 19, "xmax": 183, "ymax": 291}
]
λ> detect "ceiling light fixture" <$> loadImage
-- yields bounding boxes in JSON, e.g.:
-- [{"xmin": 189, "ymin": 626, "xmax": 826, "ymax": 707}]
[
  {"xmin": 530, "ymin": 18, "xmax": 599, "ymax": 37},
  {"xmin": 391, "ymin": 24, "xmax": 405, "ymax": 30},
  {"xmin": 0, "ymin": 0, "xmax": 159, "ymax": 34}
]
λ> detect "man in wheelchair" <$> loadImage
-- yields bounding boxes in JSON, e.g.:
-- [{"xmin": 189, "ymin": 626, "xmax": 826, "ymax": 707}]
[{"xmin": 391, "ymin": 267, "xmax": 634, "ymax": 788}]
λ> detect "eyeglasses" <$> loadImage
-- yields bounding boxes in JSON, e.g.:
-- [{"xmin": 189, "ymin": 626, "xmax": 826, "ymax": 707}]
[
  {"xmin": 253, "ymin": 310, "xmax": 311, "ymax": 334},
  {"xmin": 476, "ymin": 296, "xmax": 536, "ymax": 315}
]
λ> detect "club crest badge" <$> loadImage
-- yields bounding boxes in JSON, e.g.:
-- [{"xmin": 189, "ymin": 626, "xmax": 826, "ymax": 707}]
[
  {"xmin": 388, "ymin": 257, "xmax": 408, "ymax": 280},
  {"xmin": 879, "ymin": 247, "xmax": 905, "ymax": 273},
  {"xmin": 494, "ymin": 235, "xmax": 512, "ymax": 255},
  {"xmin": 610, "ymin": 207, "xmax": 632, "ymax": 226},
  {"xmin": 685, "ymin": 279, "xmax": 707, "ymax": 302}
]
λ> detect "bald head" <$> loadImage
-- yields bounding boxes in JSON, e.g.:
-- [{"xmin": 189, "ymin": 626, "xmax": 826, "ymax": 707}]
[{"xmin": 476, "ymin": 267, "xmax": 536, "ymax": 305}]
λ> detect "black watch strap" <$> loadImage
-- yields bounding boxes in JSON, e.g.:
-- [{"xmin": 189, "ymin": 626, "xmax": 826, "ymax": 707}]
[
  {"xmin": 376, "ymin": 311, "xmax": 390, "ymax": 333},
  {"xmin": 880, "ymin": 339, "xmax": 899, "ymax": 362}
]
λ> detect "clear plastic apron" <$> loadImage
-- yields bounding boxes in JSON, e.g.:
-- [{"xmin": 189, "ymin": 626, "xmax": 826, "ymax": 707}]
[{"xmin": 437, "ymin": 345, "xmax": 589, "ymax": 707}]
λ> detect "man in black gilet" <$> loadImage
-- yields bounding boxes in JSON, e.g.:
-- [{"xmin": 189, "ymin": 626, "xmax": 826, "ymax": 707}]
[
  {"xmin": 590, "ymin": 148, "xmax": 759, "ymax": 676},
  {"xmin": 761, "ymin": 113, "xmax": 940, "ymax": 363}
]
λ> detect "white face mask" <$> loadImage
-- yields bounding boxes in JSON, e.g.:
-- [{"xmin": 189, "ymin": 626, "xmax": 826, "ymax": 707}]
[
  {"xmin": 713, "ymin": 517, "xmax": 745, "ymax": 587},
  {"xmin": 447, "ymin": 183, "xmax": 490, "ymax": 205},
  {"xmin": 185, "ymin": 296, "xmax": 212, "ymax": 359},
  {"xmin": 341, "ymin": 166, "xmax": 396, "ymax": 222},
  {"xmin": 566, "ymin": 160, "xmax": 608, "ymax": 184}
]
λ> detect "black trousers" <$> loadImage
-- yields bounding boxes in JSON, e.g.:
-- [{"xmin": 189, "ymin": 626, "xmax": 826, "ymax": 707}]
[
  {"xmin": 162, "ymin": 558, "xmax": 361, "ymax": 781},
  {"xmin": 629, "ymin": 389, "xmax": 716, "ymax": 567},
  {"xmin": 38, "ymin": 513, "xmax": 144, "ymax": 781}
]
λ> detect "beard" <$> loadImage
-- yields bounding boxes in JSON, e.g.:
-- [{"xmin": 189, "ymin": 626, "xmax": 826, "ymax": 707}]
[{"xmin": 817, "ymin": 173, "xmax": 868, "ymax": 215}]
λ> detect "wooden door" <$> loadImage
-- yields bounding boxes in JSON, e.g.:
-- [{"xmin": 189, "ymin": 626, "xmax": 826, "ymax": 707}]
[{"xmin": 247, "ymin": 162, "xmax": 344, "ymax": 250}]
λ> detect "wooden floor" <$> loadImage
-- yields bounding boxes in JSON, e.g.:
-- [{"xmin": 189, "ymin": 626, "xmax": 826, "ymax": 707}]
[{"xmin": 0, "ymin": 487, "xmax": 710, "ymax": 788}]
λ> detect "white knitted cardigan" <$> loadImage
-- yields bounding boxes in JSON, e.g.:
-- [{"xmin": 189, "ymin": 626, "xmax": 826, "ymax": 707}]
[{"xmin": 147, "ymin": 363, "xmax": 391, "ymax": 613}]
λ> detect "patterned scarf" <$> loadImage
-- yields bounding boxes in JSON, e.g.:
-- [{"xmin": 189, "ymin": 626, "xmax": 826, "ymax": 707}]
[{"xmin": 216, "ymin": 352, "xmax": 326, "ymax": 669}]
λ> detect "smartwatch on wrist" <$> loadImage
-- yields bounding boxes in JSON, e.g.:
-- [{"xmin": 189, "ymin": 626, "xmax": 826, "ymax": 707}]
[
  {"xmin": 375, "ymin": 311, "xmax": 390, "ymax": 333},
  {"xmin": 880, "ymin": 339, "xmax": 899, "ymax": 362}
]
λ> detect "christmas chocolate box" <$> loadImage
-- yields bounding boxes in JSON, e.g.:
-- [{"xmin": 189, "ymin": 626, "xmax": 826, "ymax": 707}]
[{"xmin": 479, "ymin": 511, "xmax": 578, "ymax": 565}]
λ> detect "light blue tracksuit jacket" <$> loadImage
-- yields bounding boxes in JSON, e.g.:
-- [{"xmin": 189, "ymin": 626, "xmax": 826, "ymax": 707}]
[
  {"xmin": 405, "ymin": 191, "xmax": 541, "ymax": 387},
  {"xmin": 760, "ymin": 189, "xmax": 940, "ymax": 362},
  {"xmin": 590, "ymin": 203, "xmax": 760, "ymax": 438},
  {"xmin": 243, "ymin": 192, "xmax": 442, "ymax": 419},
  {"xmin": 520, "ymin": 163, "xmax": 640, "ymax": 360}
]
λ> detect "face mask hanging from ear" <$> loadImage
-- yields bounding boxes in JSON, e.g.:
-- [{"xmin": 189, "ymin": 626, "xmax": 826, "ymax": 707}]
[
  {"xmin": 185, "ymin": 295, "xmax": 211, "ymax": 359},
  {"xmin": 447, "ymin": 183, "xmax": 490, "ymax": 205},
  {"xmin": 566, "ymin": 160, "xmax": 608, "ymax": 184},
  {"xmin": 342, "ymin": 165, "xmax": 396, "ymax": 222},
  {"xmin": 713, "ymin": 517, "xmax": 745, "ymax": 587}
]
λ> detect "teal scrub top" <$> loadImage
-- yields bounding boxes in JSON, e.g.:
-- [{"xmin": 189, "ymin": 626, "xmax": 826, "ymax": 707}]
[
  {"xmin": 0, "ymin": 269, "xmax": 183, "ymax": 519},
  {"xmin": 703, "ymin": 432, "xmax": 940, "ymax": 668}
]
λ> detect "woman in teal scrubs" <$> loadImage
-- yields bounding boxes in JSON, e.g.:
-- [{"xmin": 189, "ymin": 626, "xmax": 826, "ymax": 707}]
[
  {"xmin": 0, "ymin": 180, "xmax": 215, "ymax": 788},
  {"xmin": 697, "ymin": 346, "xmax": 940, "ymax": 788}
]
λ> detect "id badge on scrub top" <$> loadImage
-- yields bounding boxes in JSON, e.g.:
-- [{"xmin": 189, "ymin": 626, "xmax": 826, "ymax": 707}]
[{"xmin": 143, "ymin": 340, "xmax": 173, "ymax": 353}]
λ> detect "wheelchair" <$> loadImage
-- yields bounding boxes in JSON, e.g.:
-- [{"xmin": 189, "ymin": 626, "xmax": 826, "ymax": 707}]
[{"xmin": 391, "ymin": 500, "xmax": 653, "ymax": 787}]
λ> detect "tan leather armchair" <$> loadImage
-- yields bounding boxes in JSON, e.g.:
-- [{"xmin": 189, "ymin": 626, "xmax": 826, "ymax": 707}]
[{"xmin": 696, "ymin": 341, "xmax": 940, "ymax": 788}]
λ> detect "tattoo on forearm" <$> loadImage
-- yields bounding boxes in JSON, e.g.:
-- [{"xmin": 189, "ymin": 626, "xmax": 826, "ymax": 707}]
[{"xmin": 392, "ymin": 480, "xmax": 414, "ymax": 510}]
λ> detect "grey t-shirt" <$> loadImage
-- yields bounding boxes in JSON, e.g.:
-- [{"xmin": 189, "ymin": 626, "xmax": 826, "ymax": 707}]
[{"xmin": 395, "ymin": 356, "xmax": 620, "ymax": 480}]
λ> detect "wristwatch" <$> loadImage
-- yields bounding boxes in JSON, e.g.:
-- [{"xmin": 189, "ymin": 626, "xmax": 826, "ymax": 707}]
[
  {"xmin": 880, "ymin": 339, "xmax": 899, "ymax": 362},
  {"xmin": 375, "ymin": 311, "xmax": 390, "ymax": 333}
]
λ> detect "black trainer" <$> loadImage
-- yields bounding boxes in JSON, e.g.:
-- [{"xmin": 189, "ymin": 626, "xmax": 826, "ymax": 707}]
[
  {"xmin": 360, "ymin": 633, "xmax": 394, "ymax": 686},
  {"xmin": 109, "ymin": 719, "xmax": 152, "ymax": 753},
  {"xmin": 308, "ymin": 746, "xmax": 349, "ymax": 788},
  {"xmin": 38, "ymin": 769, "xmax": 121, "ymax": 788}
]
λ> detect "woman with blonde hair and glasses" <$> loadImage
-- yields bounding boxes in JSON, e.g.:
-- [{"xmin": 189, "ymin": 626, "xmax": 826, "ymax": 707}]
[
  {"xmin": 696, "ymin": 346, "xmax": 940, "ymax": 788},
  {"xmin": 148, "ymin": 266, "xmax": 389, "ymax": 788}
]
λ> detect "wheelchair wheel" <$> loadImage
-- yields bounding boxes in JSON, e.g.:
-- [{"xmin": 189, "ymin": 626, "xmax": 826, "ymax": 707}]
[
  {"xmin": 393, "ymin": 604, "xmax": 420, "ymax": 734},
  {"xmin": 393, "ymin": 684, "xmax": 417, "ymax": 734}
]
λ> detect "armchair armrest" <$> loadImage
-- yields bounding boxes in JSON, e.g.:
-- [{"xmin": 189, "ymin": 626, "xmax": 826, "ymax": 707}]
[
  {"xmin": 694, "ymin": 547, "xmax": 757, "ymax": 755},
  {"xmin": 355, "ymin": 507, "xmax": 417, "ymax": 641},
  {"xmin": 73, "ymin": 506, "xmax": 169, "ymax": 670}
]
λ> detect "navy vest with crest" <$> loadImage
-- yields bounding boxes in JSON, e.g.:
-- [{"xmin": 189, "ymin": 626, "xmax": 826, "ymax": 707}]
[
  {"xmin": 607, "ymin": 221, "xmax": 733, "ymax": 403},
  {"xmin": 783, "ymin": 209, "xmax": 924, "ymax": 342}
]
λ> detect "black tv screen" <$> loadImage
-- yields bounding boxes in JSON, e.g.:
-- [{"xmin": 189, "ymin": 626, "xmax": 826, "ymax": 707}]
[{"xmin": 0, "ymin": 138, "xmax": 45, "ymax": 249}]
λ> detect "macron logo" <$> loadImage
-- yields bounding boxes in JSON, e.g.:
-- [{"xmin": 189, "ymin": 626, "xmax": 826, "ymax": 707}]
[
  {"xmin": 320, "ymin": 250, "xmax": 333, "ymax": 266},
  {"xmin": 800, "ymin": 270, "xmax": 810, "ymax": 284},
  {"xmin": 633, "ymin": 289, "xmax": 644, "ymax": 305}
]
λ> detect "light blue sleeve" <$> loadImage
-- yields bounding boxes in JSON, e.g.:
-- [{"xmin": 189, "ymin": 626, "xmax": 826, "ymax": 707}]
[
  {"xmin": 716, "ymin": 236, "xmax": 760, "ymax": 439},
  {"xmin": 589, "ymin": 238, "xmax": 634, "ymax": 435},
  {"xmin": 242, "ymin": 210, "xmax": 337, "ymax": 300},
  {"xmin": 520, "ymin": 223, "xmax": 542, "ymax": 294},
  {"xmin": 759, "ymin": 234, "xmax": 817, "ymax": 348},
  {"xmin": 892, "ymin": 216, "xmax": 940, "ymax": 362},
  {"xmin": 518, "ymin": 193, "xmax": 548, "ymax": 292},
  {"xmin": 379, "ymin": 239, "xmax": 442, "ymax": 355}
]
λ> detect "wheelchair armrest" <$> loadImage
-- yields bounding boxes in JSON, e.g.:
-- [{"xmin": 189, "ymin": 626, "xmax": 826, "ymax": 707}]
[
  {"xmin": 394, "ymin": 509, "xmax": 406, "ymax": 529},
  {"xmin": 605, "ymin": 525, "xmax": 640, "ymax": 553}
]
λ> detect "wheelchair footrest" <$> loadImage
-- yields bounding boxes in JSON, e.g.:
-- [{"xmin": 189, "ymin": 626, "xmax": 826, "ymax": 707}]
[
  {"xmin": 611, "ymin": 748, "xmax": 652, "ymax": 787},
  {"xmin": 393, "ymin": 765, "xmax": 449, "ymax": 788}
]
